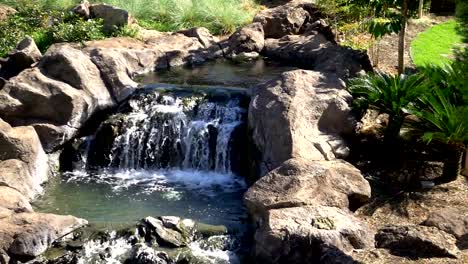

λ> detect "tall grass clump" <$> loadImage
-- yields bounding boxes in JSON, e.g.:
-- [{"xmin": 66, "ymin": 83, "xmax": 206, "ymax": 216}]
[{"xmin": 92, "ymin": 0, "xmax": 259, "ymax": 35}]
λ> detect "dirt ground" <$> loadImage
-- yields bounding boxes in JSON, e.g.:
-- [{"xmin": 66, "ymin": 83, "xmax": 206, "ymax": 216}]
[{"xmin": 352, "ymin": 176, "xmax": 468, "ymax": 263}]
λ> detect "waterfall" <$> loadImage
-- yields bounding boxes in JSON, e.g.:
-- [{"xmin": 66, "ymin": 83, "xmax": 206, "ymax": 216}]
[{"xmin": 106, "ymin": 91, "xmax": 246, "ymax": 174}]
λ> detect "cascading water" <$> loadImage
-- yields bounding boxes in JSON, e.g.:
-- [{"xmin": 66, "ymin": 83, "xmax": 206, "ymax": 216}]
[{"xmin": 107, "ymin": 91, "xmax": 246, "ymax": 174}]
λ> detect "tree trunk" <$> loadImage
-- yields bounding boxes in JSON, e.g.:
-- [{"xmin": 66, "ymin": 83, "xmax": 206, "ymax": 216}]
[
  {"xmin": 418, "ymin": 0, "xmax": 424, "ymax": 18},
  {"xmin": 398, "ymin": 0, "xmax": 408, "ymax": 75}
]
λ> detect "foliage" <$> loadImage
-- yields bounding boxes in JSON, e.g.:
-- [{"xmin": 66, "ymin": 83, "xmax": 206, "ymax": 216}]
[
  {"xmin": 407, "ymin": 89, "xmax": 467, "ymax": 146},
  {"xmin": 347, "ymin": 72, "xmax": 427, "ymax": 139},
  {"xmin": 411, "ymin": 19, "xmax": 463, "ymax": 67},
  {"xmin": 0, "ymin": 2, "xmax": 141, "ymax": 57}
]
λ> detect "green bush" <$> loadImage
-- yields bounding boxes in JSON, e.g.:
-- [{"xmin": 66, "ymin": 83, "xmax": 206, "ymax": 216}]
[{"xmin": 347, "ymin": 72, "xmax": 427, "ymax": 141}]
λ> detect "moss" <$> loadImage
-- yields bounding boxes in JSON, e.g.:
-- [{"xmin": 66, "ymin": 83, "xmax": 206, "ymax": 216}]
[{"xmin": 311, "ymin": 217, "xmax": 336, "ymax": 230}]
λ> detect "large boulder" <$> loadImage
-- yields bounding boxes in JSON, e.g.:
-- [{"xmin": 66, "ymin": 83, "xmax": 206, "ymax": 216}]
[
  {"xmin": 0, "ymin": 68, "xmax": 93, "ymax": 151},
  {"xmin": 249, "ymin": 70, "xmax": 355, "ymax": 176},
  {"xmin": 253, "ymin": 0, "xmax": 317, "ymax": 38},
  {"xmin": 264, "ymin": 32, "xmax": 372, "ymax": 79},
  {"xmin": 244, "ymin": 158, "xmax": 371, "ymax": 219},
  {"xmin": 220, "ymin": 22, "xmax": 265, "ymax": 59},
  {"xmin": 253, "ymin": 206, "xmax": 374, "ymax": 263},
  {"xmin": 0, "ymin": 119, "xmax": 48, "ymax": 198},
  {"xmin": 0, "ymin": 36, "xmax": 42, "ymax": 80},
  {"xmin": 38, "ymin": 44, "xmax": 114, "ymax": 109},
  {"xmin": 375, "ymin": 225, "xmax": 459, "ymax": 258},
  {"xmin": 0, "ymin": 212, "xmax": 87, "ymax": 258}
]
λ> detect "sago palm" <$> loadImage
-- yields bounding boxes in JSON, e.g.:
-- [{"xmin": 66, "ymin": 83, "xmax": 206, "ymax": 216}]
[
  {"xmin": 347, "ymin": 72, "xmax": 427, "ymax": 141},
  {"xmin": 407, "ymin": 89, "xmax": 467, "ymax": 183}
]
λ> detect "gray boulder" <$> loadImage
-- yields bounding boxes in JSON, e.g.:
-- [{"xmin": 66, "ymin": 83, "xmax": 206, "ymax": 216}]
[
  {"xmin": 221, "ymin": 22, "xmax": 265, "ymax": 59},
  {"xmin": 264, "ymin": 32, "xmax": 372, "ymax": 79},
  {"xmin": 38, "ymin": 45, "xmax": 114, "ymax": 109},
  {"xmin": 89, "ymin": 4, "xmax": 131, "ymax": 32},
  {"xmin": 0, "ymin": 67, "xmax": 93, "ymax": 151},
  {"xmin": 254, "ymin": 206, "xmax": 374, "ymax": 263},
  {"xmin": 249, "ymin": 70, "xmax": 355, "ymax": 176},
  {"xmin": 244, "ymin": 158, "xmax": 371, "ymax": 219},
  {"xmin": 253, "ymin": 0, "xmax": 313, "ymax": 38},
  {"xmin": 0, "ymin": 36, "xmax": 42, "ymax": 79},
  {"xmin": 375, "ymin": 225, "xmax": 459, "ymax": 258},
  {"xmin": 71, "ymin": 0, "xmax": 90, "ymax": 19}
]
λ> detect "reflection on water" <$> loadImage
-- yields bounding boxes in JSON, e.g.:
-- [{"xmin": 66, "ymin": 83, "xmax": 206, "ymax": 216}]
[
  {"xmin": 136, "ymin": 59, "xmax": 297, "ymax": 88},
  {"xmin": 34, "ymin": 169, "xmax": 247, "ymax": 228}
]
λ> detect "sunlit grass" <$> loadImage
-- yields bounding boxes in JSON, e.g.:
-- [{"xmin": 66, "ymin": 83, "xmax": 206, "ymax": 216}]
[
  {"xmin": 0, "ymin": 0, "xmax": 260, "ymax": 35},
  {"xmin": 411, "ymin": 19, "xmax": 463, "ymax": 67}
]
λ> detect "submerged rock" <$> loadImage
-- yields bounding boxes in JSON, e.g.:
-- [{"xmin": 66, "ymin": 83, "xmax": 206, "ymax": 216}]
[
  {"xmin": 143, "ymin": 217, "xmax": 190, "ymax": 248},
  {"xmin": 375, "ymin": 225, "xmax": 459, "ymax": 258},
  {"xmin": 249, "ymin": 70, "xmax": 355, "ymax": 177},
  {"xmin": 244, "ymin": 158, "xmax": 371, "ymax": 219}
]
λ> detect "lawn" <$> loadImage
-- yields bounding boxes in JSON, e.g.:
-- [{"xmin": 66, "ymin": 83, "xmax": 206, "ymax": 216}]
[{"xmin": 410, "ymin": 19, "xmax": 464, "ymax": 67}]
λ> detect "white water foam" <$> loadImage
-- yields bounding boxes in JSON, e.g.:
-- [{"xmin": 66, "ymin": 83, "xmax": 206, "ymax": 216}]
[{"xmin": 65, "ymin": 169, "xmax": 246, "ymax": 197}]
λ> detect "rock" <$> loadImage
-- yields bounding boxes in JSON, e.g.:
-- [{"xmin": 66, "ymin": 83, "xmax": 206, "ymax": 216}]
[
  {"xmin": 253, "ymin": 206, "xmax": 373, "ymax": 263},
  {"xmin": 249, "ymin": 70, "xmax": 355, "ymax": 176},
  {"xmin": 253, "ymin": 1, "xmax": 313, "ymax": 38},
  {"xmin": 38, "ymin": 45, "xmax": 114, "ymax": 109},
  {"xmin": 0, "ymin": 159, "xmax": 37, "ymax": 199},
  {"xmin": 356, "ymin": 109, "xmax": 389, "ymax": 137},
  {"xmin": 423, "ymin": 208, "xmax": 468, "ymax": 240},
  {"xmin": 0, "ymin": 120, "xmax": 49, "ymax": 198},
  {"xmin": 244, "ymin": 158, "xmax": 371, "ymax": 219},
  {"xmin": 0, "ymin": 186, "xmax": 33, "ymax": 213},
  {"xmin": 127, "ymin": 244, "xmax": 170, "ymax": 264},
  {"xmin": 0, "ymin": 67, "xmax": 95, "ymax": 151},
  {"xmin": 143, "ymin": 217, "xmax": 188, "ymax": 247},
  {"xmin": 264, "ymin": 32, "xmax": 372, "ymax": 79},
  {"xmin": 221, "ymin": 22, "xmax": 264, "ymax": 58},
  {"xmin": 178, "ymin": 27, "xmax": 219, "ymax": 49},
  {"xmin": 375, "ymin": 225, "xmax": 459, "ymax": 258},
  {"xmin": 0, "ymin": 212, "xmax": 87, "ymax": 258},
  {"xmin": 0, "ymin": 36, "xmax": 42, "ymax": 79},
  {"xmin": 0, "ymin": 4, "xmax": 15, "ymax": 21},
  {"xmin": 88, "ymin": 48, "xmax": 140, "ymax": 102},
  {"xmin": 71, "ymin": 0, "xmax": 90, "ymax": 19},
  {"xmin": 89, "ymin": 4, "xmax": 131, "ymax": 32}
]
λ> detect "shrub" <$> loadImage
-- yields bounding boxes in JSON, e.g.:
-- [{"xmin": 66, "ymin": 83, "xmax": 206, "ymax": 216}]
[
  {"xmin": 407, "ymin": 89, "xmax": 467, "ymax": 183},
  {"xmin": 347, "ymin": 72, "xmax": 427, "ymax": 141}
]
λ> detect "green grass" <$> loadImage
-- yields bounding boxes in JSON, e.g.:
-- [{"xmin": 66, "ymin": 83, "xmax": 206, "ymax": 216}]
[
  {"xmin": 1, "ymin": 0, "xmax": 259, "ymax": 35},
  {"xmin": 411, "ymin": 19, "xmax": 464, "ymax": 67}
]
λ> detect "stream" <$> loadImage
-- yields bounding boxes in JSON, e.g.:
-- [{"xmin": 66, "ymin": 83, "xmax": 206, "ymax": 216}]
[{"xmin": 33, "ymin": 59, "xmax": 297, "ymax": 263}]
